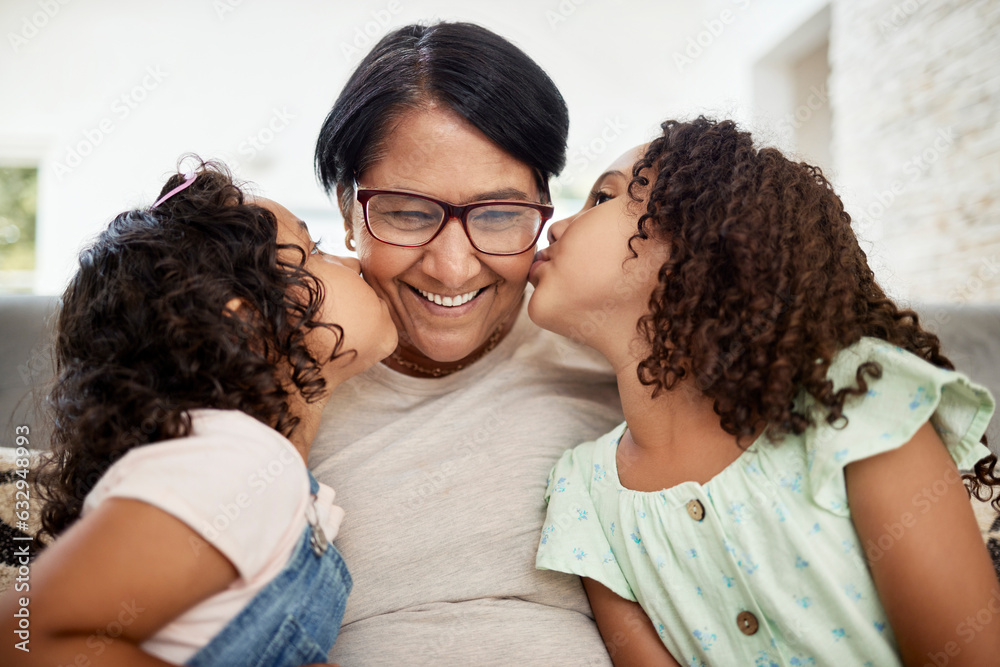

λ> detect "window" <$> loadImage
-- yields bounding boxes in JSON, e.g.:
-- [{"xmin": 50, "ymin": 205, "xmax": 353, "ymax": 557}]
[{"xmin": 0, "ymin": 166, "xmax": 38, "ymax": 293}]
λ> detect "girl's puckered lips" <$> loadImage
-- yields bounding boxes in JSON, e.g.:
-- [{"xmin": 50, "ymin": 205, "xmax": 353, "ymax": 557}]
[{"xmin": 528, "ymin": 249, "xmax": 552, "ymax": 284}]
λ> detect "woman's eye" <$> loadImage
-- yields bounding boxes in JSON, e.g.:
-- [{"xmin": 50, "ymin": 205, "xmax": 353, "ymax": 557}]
[
  {"xmin": 311, "ymin": 237, "xmax": 325, "ymax": 255},
  {"xmin": 590, "ymin": 190, "xmax": 614, "ymax": 207}
]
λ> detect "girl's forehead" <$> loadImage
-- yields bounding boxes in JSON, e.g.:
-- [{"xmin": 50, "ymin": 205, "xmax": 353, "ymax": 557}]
[
  {"xmin": 606, "ymin": 145, "xmax": 649, "ymax": 177},
  {"xmin": 254, "ymin": 197, "xmax": 310, "ymax": 243}
]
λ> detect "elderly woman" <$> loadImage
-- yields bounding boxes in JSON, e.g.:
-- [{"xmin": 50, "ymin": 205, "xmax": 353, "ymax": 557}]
[{"xmin": 311, "ymin": 22, "xmax": 622, "ymax": 665}]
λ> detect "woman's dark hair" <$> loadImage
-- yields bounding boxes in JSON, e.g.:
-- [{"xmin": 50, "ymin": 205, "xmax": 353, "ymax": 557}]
[
  {"xmin": 628, "ymin": 116, "xmax": 998, "ymax": 507},
  {"xmin": 37, "ymin": 158, "xmax": 345, "ymax": 539},
  {"xmin": 314, "ymin": 21, "xmax": 569, "ymax": 214}
]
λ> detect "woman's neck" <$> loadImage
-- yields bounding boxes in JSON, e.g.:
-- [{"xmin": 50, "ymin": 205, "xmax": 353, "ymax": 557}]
[{"xmin": 382, "ymin": 296, "xmax": 522, "ymax": 378}]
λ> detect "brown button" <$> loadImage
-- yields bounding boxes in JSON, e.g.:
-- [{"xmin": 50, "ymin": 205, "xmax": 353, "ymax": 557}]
[
  {"xmin": 685, "ymin": 499, "xmax": 705, "ymax": 522},
  {"xmin": 737, "ymin": 611, "xmax": 759, "ymax": 636}
]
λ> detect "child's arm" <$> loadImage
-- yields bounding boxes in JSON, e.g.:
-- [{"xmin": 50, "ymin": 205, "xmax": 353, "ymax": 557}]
[
  {"xmin": 0, "ymin": 497, "xmax": 239, "ymax": 666},
  {"xmin": 582, "ymin": 577, "xmax": 681, "ymax": 667},
  {"xmin": 845, "ymin": 420, "xmax": 1000, "ymax": 666}
]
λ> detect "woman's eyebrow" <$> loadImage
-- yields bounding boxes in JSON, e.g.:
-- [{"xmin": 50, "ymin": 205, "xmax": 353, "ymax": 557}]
[
  {"xmin": 377, "ymin": 184, "xmax": 535, "ymax": 203},
  {"xmin": 466, "ymin": 187, "xmax": 531, "ymax": 202}
]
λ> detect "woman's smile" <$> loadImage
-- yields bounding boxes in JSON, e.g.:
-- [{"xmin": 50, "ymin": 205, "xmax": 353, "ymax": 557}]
[{"xmin": 403, "ymin": 281, "xmax": 491, "ymax": 317}]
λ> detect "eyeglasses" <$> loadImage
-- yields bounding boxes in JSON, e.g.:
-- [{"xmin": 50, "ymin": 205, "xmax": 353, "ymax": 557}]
[{"xmin": 354, "ymin": 180, "xmax": 553, "ymax": 256}]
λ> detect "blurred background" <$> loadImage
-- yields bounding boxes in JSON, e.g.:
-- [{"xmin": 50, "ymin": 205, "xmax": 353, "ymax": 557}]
[{"xmin": 1, "ymin": 0, "xmax": 998, "ymax": 307}]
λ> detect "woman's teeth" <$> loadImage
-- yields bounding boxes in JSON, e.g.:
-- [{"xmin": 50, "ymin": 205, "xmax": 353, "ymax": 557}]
[{"xmin": 417, "ymin": 287, "xmax": 482, "ymax": 307}]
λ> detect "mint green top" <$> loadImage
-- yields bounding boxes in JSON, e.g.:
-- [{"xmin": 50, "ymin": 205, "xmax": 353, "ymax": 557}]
[{"xmin": 536, "ymin": 337, "xmax": 994, "ymax": 667}]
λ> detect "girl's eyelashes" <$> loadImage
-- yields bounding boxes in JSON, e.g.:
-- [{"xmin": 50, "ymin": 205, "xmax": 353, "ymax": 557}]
[
  {"xmin": 589, "ymin": 189, "xmax": 615, "ymax": 207},
  {"xmin": 311, "ymin": 237, "xmax": 325, "ymax": 255}
]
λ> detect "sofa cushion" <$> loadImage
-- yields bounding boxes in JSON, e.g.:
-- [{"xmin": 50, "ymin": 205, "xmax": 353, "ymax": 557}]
[{"xmin": 0, "ymin": 296, "xmax": 59, "ymax": 452}]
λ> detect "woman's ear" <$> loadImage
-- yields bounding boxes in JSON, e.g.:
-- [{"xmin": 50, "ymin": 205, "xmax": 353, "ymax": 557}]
[
  {"xmin": 336, "ymin": 183, "xmax": 359, "ymax": 251},
  {"xmin": 335, "ymin": 183, "xmax": 353, "ymax": 226}
]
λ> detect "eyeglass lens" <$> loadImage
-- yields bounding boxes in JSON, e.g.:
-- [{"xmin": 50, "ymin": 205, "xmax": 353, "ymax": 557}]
[{"xmin": 366, "ymin": 193, "xmax": 542, "ymax": 254}]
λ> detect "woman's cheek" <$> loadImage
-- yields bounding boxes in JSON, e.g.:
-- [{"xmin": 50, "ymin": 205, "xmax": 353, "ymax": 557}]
[
  {"xmin": 355, "ymin": 223, "xmax": 378, "ymax": 258},
  {"xmin": 499, "ymin": 251, "xmax": 535, "ymax": 285}
]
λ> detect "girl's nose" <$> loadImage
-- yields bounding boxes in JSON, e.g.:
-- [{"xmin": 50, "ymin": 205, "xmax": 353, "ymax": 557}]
[{"xmin": 547, "ymin": 217, "xmax": 571, "ymax": 244}]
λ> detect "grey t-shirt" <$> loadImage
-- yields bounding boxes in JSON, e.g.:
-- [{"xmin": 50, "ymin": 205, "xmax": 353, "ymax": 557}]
[{"xmin": 309, "ymin": 294, "xmax": 623, "ymax": 666}]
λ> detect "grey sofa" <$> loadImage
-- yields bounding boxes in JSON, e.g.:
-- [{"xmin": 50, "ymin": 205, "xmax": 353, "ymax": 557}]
[
  {"xmin": 1, "ymin": 295, "xmax": 999, "ymax": 455},
  {"xmin": 1, "ymin": 295, "xmax": 60, "ymax": 449}
]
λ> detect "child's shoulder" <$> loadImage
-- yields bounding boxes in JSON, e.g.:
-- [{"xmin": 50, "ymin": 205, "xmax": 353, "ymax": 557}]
[
  {"xmin": 825, "ymin": 336, "xmax": 957, "ymax": 389},
  {"xmin": 190, "ymin": 408, "xmax": 295, "ymax": 451},
  {"xmin": 545, "ymin": 423, "xmax": 626, "ymax": 499},
  {"xmin": 538, "ymin": 421, "xmax": 638, "ymax": 603},
  {"xmin": 800, "ymin": 337, "xmax": 994, "ymax": 514},
  {"xmin": 87, "ymin": 409, "xmax": 306, "ymax": 509},
  {"xmin": 817, "ymin": 336, "xmax": 994, "ymax": 441},
  {"xmin": 112, "ymin": 410, "xmax": 292, "ymax": 471}
]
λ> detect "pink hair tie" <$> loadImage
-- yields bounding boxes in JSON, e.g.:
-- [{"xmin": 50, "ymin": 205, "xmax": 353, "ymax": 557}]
[{"xmin": 152, "ymin": 171, "xmax": 197, "ymax": 208}]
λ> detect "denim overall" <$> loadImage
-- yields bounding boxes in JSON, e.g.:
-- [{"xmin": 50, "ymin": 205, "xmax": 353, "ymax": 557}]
[{"xmin": 186, "ymin": 471, "xmax": 352, "ymax": 667}]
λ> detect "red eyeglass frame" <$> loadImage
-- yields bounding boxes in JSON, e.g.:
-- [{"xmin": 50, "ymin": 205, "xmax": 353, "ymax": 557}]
[{"xmin": 353, "ymin": 180, "xmax": 554, "ymax": 256}]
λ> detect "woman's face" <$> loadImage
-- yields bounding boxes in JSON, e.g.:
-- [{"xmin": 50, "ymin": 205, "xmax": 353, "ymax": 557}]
[
  {"xmin": 345, "ymin": 106, "xmax": 541, "ymax": 363},
  {"xmin": 528, "ymin": 145, "xmax": 667, "ymax": 359},
  {"xmin": 262, "ymin": 198, "xmax": 398, "ymax": 383}
]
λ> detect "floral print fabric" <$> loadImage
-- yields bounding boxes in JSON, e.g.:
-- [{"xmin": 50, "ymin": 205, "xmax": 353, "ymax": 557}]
[{"xmin": 536, "ymin": 337, "xmax": 995, "ymax": 666}]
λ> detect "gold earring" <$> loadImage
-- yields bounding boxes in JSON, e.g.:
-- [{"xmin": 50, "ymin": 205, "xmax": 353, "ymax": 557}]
[{"xmin": 345, "ymin": 228, "xmax": 356, "ymax": 252}]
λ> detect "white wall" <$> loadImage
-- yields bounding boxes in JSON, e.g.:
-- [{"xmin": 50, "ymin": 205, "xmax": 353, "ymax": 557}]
[
  {"xmin": 0, "ymin": 0, "xmax": 895, "ymax": 295},
  {"xmin": 831, "ymin": 0, "xmax": 1000, "ymax": 304},
  {"xmin": 790, "ymin": 39, "xmax": 832, "ymax": 173}
]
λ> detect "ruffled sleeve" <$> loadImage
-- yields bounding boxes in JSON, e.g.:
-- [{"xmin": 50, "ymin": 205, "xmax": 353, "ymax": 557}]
[
  {"xmin": 806, "ymin": 337, "xmax": 995, "ymax": 516},
  {"xmin": 536, "ymin": 435, "xmax": 636, "ymax": 601}
]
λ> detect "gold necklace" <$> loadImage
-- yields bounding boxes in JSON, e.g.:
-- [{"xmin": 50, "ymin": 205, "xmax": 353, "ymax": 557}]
[{"xmin": 388, "ymin": 325, "xmax": 507, "ymax": 378}]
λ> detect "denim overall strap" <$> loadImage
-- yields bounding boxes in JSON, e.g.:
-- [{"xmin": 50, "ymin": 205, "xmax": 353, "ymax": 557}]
[{"xmin": 186, "ymin": 473, "xmax": 352, "ymax": 667}]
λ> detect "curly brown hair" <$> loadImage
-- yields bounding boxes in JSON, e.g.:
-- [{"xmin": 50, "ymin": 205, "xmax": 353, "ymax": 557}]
[
  {"xmin": 37, "ymin": 159, "xmax": 345, "ymax": 539},
  {"xmin": 628, "ymin": 116, "xmax": 998, "ymax": 507}
]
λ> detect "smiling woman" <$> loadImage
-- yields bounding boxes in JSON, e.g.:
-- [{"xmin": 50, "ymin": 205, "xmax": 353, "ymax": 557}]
[
  {"xmin": 309, "ymin": 21, "xmax": 624, "ymax": 666},
  {"xmin": 346, "ymin": 106, "xmax": 546, "ymax": 373},
  {"xmin": 315, "ymin": 20, "xmax": 568, "ymax": 376}
]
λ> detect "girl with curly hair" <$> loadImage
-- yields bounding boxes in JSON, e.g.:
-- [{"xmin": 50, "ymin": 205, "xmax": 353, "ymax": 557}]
[
  {"xmin": 0, "ymin": 161, "xmax": 397, "ymax": 666},
  {"xmin": 529, "ymin": 117, "xmax": 1000, "ymax": 666}
]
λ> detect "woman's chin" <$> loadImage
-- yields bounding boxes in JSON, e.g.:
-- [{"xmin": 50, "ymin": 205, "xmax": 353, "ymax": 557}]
[{"xmin": 400, "ymin": 334, "xmax": 479, "ymax": 365}]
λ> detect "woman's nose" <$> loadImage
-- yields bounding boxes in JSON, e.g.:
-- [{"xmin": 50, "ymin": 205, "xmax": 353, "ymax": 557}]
[
  {"xmin": 421, "ymin": 218, "xmax": 481, "ymax": 288},
  {"xmin": 546, "ymin": 217, "xmax": 571, "ymax": 244}
]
